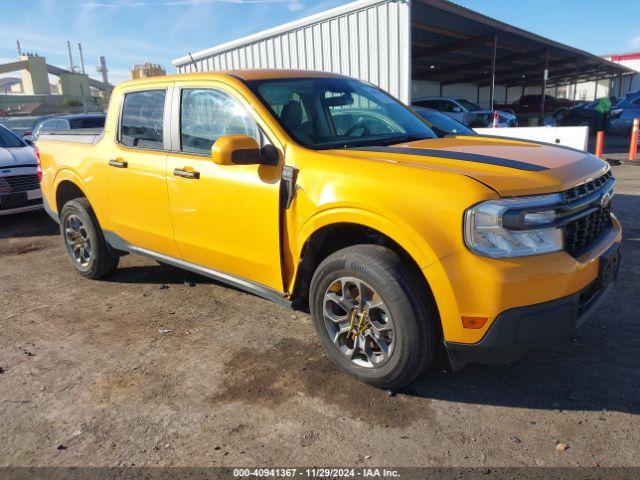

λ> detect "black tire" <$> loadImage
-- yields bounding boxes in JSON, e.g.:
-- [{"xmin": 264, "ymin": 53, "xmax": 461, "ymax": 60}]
[
  {"xmin": 59, "ymin": 198, "xmax": 119, "ymax": 279},
  {"xmin": 309, "ymin": 245, "xmax": 437, "ymax": 390}
]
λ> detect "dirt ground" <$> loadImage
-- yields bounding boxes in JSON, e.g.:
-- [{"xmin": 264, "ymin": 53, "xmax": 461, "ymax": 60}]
[{"xmin": 0, "ymin": 164, "xmax": 639, "ymax": 469}]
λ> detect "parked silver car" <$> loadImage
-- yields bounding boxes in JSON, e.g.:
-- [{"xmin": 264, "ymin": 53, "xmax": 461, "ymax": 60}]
[
  {"xmin": 28, "ymin": 113, "xmax": 106, "ymax": 141},
  {"xmin": 412, "ymin": 96, "xmax": 517, "ymax": 127},
  {"xmin": 0, "ymin": 115, "xmax": 54, "ymax": 138},
  {"xmin": 609, "ymin": 90, "xmax": 640, "ymax": 135},
  {"xmin": 0, "ymin": 125, "xmax": 42, "ymax": 215}
]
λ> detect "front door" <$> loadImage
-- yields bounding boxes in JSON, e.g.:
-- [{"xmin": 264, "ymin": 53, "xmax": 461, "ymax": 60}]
[
  {"xmin": 106, "ymin": 88, "xmax": 180, "ymax": 257},
  {"xmin": 166, "ymin": 85, "xmax": 283, "ymax": 291}
]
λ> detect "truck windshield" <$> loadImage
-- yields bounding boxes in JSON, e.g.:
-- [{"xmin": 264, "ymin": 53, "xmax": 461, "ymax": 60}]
[{"xmin": 248, "ymin": 77, "xmax": 436, "ymax": 149}]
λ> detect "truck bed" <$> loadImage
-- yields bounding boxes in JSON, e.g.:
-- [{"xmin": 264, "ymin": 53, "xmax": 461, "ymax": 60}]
[{"xmin": 38, "ymin": 128, "xmax": 104, "ymax": 145}]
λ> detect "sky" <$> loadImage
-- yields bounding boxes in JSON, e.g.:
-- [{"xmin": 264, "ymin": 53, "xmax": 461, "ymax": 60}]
[{"xmin": 0, "ymin": 0, "xmax": 638, "ymax": 86}]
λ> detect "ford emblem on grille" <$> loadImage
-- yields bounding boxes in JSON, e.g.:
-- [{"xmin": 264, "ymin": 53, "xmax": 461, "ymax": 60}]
[{"xmin": 600, "ymin": 190, "xmax": 613, "ymax": 208}]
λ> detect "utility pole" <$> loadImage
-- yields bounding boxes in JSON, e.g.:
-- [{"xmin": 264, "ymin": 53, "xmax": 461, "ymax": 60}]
[
  {"xmin": 97, "ymin": 56, "xmax": 110, "ymax": 100},
  {"xmin": 540, "ymin": 48, "xmax": 549, "ymax": 124},
  {"xmin": 67, "ymin": 41, "xmax": 76, "ymax": 73},
  {"xmin": 489, "ymin": 33, "xmax": 498, "ymax": 110},
  {"xmin": 78, "ymin": 43, "xmax": 86, "ymax": 74}
]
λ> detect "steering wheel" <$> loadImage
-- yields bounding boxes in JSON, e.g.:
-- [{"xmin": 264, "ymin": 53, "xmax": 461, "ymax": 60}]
[{"xmin": 344, "ymin": 122, "xmax": 371, "ymax": 137}]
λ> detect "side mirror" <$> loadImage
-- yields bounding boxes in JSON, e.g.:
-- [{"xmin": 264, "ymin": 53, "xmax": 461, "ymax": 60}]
[
  {"xmin": 24, "ymin": 137, "xmax": 34, "ymax": 146},
  {"xmin": 211, "ymin": 134, "xmax": 278, "ymax": 166},
  {"xmin": 212, "ymin": 135, "xmax": 260, "ymax": 165}
]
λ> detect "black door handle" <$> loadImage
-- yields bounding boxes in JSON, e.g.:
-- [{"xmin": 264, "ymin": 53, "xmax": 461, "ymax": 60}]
[
  {"xmin": 174, "ymin": 168, "xmax": 200, "ymax": 179},
  {"xmin": 109, "ymin": 158, "xmax": 128, "ymax": 168}
]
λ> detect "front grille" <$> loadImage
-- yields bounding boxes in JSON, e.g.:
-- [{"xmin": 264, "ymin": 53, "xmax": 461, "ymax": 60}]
[
  {"xmin": 562, "ymin": 171, "xmax": 613, "ymax": 203},
  {"xmin": 562, "ymin": 171, "xmax": 613, "ymax": 257},
  {"xmin": 0, "ymin": 174, "xmax": 40, "ymax": 194}
]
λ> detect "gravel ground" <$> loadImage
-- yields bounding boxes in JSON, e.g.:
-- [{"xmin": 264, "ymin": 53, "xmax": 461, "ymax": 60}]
[{"xmin": 0, "ymin": 164, "xmax": 638, "ymax": 469}]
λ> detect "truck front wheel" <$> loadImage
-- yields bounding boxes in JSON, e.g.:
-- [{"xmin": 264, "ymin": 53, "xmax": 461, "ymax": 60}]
[
  {"xmin": 309, "ymin": 245, "xmax": 436, "ymax": 390},
  {"xmin": 60, "ymin": 198, "xmax": 119, "ymax": 279}
]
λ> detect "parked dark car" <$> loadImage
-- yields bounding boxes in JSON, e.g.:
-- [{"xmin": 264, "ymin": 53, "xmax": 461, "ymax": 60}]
[
  {"xmin": 557, "ymin": 100, "xmax": 599, "ymax": 129},
  {"xmin": 29, "ymin": 113, "xmax": 106, "ymax": 140},
  {"xmin": 412, "ymin": 107, "xmax": 476, "ymax": 137},
  {"xmin": 497, "ymin": 94, "xmax": 576, "ymax": 119},
  {"xmin": 609, "ymin": 90, "xmax": 640, "ymax": 135},
  {"xmin": 0, "ymin": 124, "xmax": 42, "ymax": 216}
]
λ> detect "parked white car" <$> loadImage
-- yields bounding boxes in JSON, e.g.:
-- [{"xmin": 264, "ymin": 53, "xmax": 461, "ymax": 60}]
[
  {"xmin": 0, "ymin": 124, "xmax": 42, "ymax": 215},
  {"xmin": 412, "ymin": 96, "xmax": 518, "ymax": 128}
]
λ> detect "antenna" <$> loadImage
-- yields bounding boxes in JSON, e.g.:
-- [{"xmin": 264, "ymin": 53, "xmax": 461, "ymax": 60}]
[
  {"xmin": 188, "ymin": 52, "xmax": 198, "ymax": 72},
  {"xmin": 16, "ymin": 40, "xmax": 22, "ymax": 57}
]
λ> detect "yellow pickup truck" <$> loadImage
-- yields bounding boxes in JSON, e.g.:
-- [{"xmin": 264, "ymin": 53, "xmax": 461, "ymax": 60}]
[{"xmin": 37, "ymin": 70, "xmax": 621, "ymax": 389}]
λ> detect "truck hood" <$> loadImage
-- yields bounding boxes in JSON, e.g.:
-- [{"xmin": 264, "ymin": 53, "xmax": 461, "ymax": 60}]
[
  {"xmin": 329, "ymin": 135, "xmax": 608, "ymax": 196},
  {"xmin": 0, "ymin": 146, "xmax": 37, "ymax": 169}
]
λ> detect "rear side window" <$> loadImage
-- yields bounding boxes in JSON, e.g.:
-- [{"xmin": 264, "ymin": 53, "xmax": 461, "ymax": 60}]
[
  {"xmin": 71, "ymin": 117, "xmax": 105, "ymax": 129},
  {"xmin": 120, "ymin": 90, "xmax": 166, "ymax": 149},
  {"xmin": 41, "ymin": 119, "xmax": 65, "ymax": 132}
]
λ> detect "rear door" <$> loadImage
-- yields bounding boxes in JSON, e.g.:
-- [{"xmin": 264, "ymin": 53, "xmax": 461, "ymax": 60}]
[
  {"xmin": 105, "ymin": 86, "xmax": 180, "ymax": 257},
  {"xmin": 165, "ymin": 82, "xmax": 284, "ymax": 291}
]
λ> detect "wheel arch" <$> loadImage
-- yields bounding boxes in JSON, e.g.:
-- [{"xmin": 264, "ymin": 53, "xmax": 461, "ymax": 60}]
[
  {"xmin": 54, "ymin": 170, "xmax": 90, "ymax": 214},
  {"xmin": 56, "ymin": 180, "xmax": 87, "ymax": 213},
  {"xmin": 289, "ymin": 210, "xmax": 441, "ymax": 323}
]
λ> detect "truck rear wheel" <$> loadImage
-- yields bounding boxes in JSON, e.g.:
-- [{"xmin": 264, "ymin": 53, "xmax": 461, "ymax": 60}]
[
  {"xmin": 60, "ymin": 198, "xmax": 119, "ymax": 279},
  {"xmin": 309, "ymin": 245, "xmax": 436, "ymax": 390}
]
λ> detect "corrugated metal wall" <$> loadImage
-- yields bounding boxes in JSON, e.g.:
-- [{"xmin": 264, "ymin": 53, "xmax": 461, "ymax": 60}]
[{"xmin": 174, "ymin": 0, "xmax": 412, "ymax": 103}]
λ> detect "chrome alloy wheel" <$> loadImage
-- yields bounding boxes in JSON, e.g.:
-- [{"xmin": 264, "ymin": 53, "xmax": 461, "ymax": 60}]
[
  {"xmin": 323, "ymin": 277, "xmax": 395, "ymax": 368},
  {"xmin": 64, "ymin": 214, "xmax": 92, "ymax": 267}
]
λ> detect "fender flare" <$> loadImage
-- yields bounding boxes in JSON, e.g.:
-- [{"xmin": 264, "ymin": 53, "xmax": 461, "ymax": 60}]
[
  {"xmin": 293, "ymin": 206, "xmax": 441, "ymax": 277},
  {"xmin": 53, "ymin": 169, "xmax": 90, "ymax": 210}
]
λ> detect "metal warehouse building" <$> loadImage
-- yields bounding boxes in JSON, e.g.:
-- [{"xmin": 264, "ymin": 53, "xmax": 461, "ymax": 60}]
[{"xmin": 173, "ymin": 0, "xmax": 634, "ymax": 110}]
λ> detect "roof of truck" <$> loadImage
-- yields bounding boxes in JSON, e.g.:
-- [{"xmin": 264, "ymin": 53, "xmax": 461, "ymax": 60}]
[{"xmin": 117, "ymin": 69, "xmax": 347, "ymax": 88}]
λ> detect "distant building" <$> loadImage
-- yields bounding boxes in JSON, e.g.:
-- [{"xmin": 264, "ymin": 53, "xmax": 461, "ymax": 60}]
[
  {"xmin": 0, "ymin": 53, "xmax": 111, "ymax": 115},
  {"xmin": 602, "ymin": 52, "xmax": 640, "ymax": 96},
  {"xmin": 131, "ymin": 63, "xmax": 166, "ymax": 79}
]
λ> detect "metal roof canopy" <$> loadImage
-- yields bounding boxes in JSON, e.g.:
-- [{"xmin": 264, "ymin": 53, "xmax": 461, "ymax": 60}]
[
  {"xmin": 173, "ymin": 0, "xmax": 635, "ymax": 107},
  {"xmin": 411, "ymin": 0, "xmax": 634, "ymax": 90}
]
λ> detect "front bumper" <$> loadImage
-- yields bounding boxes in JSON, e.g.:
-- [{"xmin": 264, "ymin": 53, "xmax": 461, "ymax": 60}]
[
  {"xmin": 0, "ymin": 189, "xmax": 43, "ymax": 216},
  {"xmin": 444, "ymin": 251, "xmax": 618, "ymax": 370}
]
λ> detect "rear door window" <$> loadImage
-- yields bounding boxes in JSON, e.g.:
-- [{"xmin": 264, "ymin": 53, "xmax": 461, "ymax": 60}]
[
  {"xmin": 414, "ymin": 100, "xmax": 439, "ymax": 110},
  {"xmin": 120, "ymin": 90, "xmax": 166, "ymax": 149}
]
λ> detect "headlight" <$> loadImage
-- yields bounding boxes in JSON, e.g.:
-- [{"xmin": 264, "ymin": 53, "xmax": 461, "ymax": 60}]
[{"xmin": 464, "ymin": 194, "xmax": 563, "ymax": 258}]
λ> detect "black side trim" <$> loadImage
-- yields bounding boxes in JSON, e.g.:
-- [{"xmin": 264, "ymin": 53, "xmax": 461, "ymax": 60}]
[
  {"xmin": 349, "ymin": 146, "xmax": 548, "ymax": 172},
  {"xmin": 102, "ymin": 230, "xmax": 292, "ymax": 308}
]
